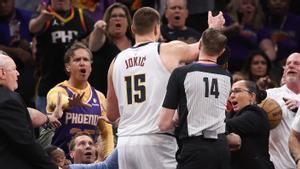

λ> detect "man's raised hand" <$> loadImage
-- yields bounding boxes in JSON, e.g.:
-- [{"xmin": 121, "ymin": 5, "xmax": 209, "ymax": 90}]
[{"xmin": 68, "ymin": 92, "xmax": 92, "ymax": 108}]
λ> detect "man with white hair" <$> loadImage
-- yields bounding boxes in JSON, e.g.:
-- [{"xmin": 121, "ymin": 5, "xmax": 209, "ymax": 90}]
[
  {"xmin": 0, "ymin": 52, "xmax": 58, "ymax": 169},
  {"xmin": 267, "ymin": 52, "xmax": 300, "ymax": 169}
]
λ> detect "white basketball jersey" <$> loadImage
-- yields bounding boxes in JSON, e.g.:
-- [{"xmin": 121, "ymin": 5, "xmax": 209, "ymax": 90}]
[{"xmin": 112, "ymin": 42, "xmax": 170, "ymax": 136}]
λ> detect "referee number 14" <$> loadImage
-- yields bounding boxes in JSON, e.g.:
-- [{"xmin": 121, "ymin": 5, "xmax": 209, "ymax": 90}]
[{"xmin": 203, "ymin": 77, "xmax": 219, "ymax": 98}]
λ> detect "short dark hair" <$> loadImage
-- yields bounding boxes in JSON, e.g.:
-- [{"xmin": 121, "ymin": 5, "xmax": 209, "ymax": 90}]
[
  {"xmin": 201, "ymin": 28, "xmax": 227, "ymax": 56},
  {"xmin": 45, "ymin": 145, "xmax": 60, "ymax": 156},
  {"xmin": 64, "ymin": 42, "xmax": 93, "ymax": 64},
  {"xmin": 68, "ymin": 131, "xmax": 94, "ymax": 151},
  {"xmin": 132, "ymin": 7, "xmax": 160, "ymax": 35}
]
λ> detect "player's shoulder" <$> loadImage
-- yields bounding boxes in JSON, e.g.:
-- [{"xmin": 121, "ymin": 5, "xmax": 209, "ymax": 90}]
[{"xmin": 161, "ymin": 40, "xmax": 186, "ymax": 48}]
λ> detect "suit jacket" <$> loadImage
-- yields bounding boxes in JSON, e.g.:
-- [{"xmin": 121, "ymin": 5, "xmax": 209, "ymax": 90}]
[
  {"xmin": 0, "ymin": 86, "xmax": 57, "ymax": 169},
  {"xmin": 226, "ymin": 105, "xmax": 274, "ymax": 169}
]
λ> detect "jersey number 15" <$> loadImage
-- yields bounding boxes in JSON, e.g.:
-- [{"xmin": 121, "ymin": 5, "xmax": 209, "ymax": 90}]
[{"xmin": 125, "ymin": 74, "xmax": 146, "ymax": 104}]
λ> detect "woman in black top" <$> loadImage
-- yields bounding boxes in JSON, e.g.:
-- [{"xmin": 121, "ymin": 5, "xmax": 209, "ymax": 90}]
[{"xmin": 226, "ymin": 80, "xmax": 274, "ymax": 169}]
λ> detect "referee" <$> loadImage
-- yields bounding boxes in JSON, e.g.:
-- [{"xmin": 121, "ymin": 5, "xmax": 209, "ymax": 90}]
[{"xmin": 159, "ymin": 28, "xmax": 232, "ymax": 169}]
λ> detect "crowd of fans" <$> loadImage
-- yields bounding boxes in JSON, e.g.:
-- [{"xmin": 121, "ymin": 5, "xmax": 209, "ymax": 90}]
[{"xmin": 1, "ymin": 0, "xmax": 300, "ymax": 168}]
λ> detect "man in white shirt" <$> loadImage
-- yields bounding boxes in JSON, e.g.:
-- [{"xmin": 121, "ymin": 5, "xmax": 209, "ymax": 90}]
[{"xmin": 267, "ymin": 52, "xmax": 300, "ymax": 169}]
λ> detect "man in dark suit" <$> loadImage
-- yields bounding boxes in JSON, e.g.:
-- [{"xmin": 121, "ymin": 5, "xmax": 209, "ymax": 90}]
[{"xmin": 0, "ymin": 52, "xmax": 58, "ymax": 169}]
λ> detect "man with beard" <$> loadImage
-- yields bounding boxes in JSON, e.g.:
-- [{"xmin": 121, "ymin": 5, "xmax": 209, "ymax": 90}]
[
  {"xmin": 266, "ymin": 52, "xmax": 300, "ymax": 169},
  {"xmin": 160, "ymin": 0, "xmax": 201, "ymax": 44}
]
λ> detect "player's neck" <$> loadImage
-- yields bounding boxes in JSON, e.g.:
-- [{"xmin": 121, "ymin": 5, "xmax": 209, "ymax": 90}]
[
  {"xmin": 198, "ymin": 56, "xmax": 217, "ymax": 64},
  {"xmin": 198, "ymin": 51, "xmax": 217, "ymax": 64},
  {"xmin": 135, "ymin": 34, "xmax": 156, "ymax": 45}
]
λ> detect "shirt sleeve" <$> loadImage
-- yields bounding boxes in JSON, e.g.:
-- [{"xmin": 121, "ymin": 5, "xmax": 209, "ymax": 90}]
[
  {"xmin": 97, "ymin": 91, "xmax": 115, "ymax": 157},
  {"xmin": 46, "ymin": 86, "xmax": 69, "ymax": 113},
  {"xmin": 162, "ymin": 68, "xmax": 181, "ymax": 109},
  {"xmin": 0, "ymin": 95, "xmax": 57, "ymax": 169},
  {"xmin": 226, "ymin": 108, "xmax": 265, "ymax": 135}
]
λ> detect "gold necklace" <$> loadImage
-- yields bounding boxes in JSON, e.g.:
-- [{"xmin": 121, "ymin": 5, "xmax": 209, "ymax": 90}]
[{"xmin": 48, "ymin": 6, "xmax": 75, "ymax": 24}]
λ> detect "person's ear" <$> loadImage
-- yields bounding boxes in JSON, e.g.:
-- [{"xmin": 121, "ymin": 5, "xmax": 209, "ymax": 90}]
[
  {"xmin": 165, "ymin": 9, "xmax": 170, "ymax": 19},
  {"xmin": 131, "ymin": 25, "xmax": 136, "ymax": 34},
  {"xmin": 0, "ymin": 68, "xmax": 6, "ymax": 80},
  {"xmin": 250, "ymin": 93, "xmax": 257, "ymax": 104},
  {"xmin": 65, "ymin": 64, "xmax": 70, "ymax": 73},
  {"xmin": 183, "ymin": 8, "xmax": 188, "ymax": 19},
  {"xmin": 69, "ymin": 150, "xmax": 74, "ymax": 159},
  {"xmin": 199, "ymin": 40, "xmax": 202, "ymax": 50},
  {"xmin": 219, "ymin": 48, "xmax": 226, "ymax": 56},
  {"xmin": 154, "ymin": 25, "xmax": 159, "ymax": 36}
]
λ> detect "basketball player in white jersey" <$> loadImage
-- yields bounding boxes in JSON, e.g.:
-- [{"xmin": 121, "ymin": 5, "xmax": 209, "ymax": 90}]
[{"xmin": 106, "ymin": 7, "xmax": 225, "ymax": 169}]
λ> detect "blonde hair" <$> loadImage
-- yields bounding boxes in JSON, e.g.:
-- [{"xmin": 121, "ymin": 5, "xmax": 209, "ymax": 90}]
[{"xmin": 227, "ymin": 0, "xmax": 265, "ymax": 30}]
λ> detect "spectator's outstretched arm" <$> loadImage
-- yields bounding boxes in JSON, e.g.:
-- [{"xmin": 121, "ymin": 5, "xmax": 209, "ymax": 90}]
[
  {"xmin": 106, "ymin": 59, "xmax": 120, "ymax": 122},
  {"xmin": 260, "ymin": 39, "xmax": 277, "ymax": 61},
  {"xmin": 28, "ymin": 92, "xmax": 63, "ymax": 128},
  {"xmin": 29, "ymin": 2, "xmax": 54, "ymax": 33},
  {"xmin": 289, "ymin": 129, "xmax": 300, "ymax": 169},
  {"xmin": 89, "ymin": 20, "xmax": 107, "ymax": 52},
  {"xmin": 28, "ymin": 108, "xmax": 61, "ymax": 128}
]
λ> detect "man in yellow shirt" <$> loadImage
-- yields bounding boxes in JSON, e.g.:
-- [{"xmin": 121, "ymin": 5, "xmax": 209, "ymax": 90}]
[{"xmin": 46, "ymin": 42, "xmax": 114, "ymax": 160}]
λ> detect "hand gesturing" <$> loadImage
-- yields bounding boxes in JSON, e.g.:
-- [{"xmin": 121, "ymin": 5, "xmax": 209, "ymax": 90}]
[{"xmin": 68, "ymin": 92, "xmax": 92, "ymax": 108}]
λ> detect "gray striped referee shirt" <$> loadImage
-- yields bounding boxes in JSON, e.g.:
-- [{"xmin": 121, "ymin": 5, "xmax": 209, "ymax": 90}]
[{"xmin": 162, "ymin": 62, "xmax": 232, "ymax": 140}]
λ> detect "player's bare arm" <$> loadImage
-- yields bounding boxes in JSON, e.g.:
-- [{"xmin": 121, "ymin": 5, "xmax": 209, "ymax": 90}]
[
  {"xmin": 159, "ymin": 107, "xmax": 176, "ymax": 132},
  {"xmin": 106, "ymin": 59, "xmax": 120, "ymax": 122}
]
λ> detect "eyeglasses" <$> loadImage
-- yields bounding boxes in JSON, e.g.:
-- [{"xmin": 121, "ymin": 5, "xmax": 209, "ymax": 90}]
[
  {"xmin": 230, "ymin": 88, "xmax": 251, "ymax": 94},
  {"xmin": 110, "ymin": 14, "xmax": 126, "ymax": 19}
]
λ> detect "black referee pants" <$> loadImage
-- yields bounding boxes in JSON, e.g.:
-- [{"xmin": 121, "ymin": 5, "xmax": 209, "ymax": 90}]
[{"xmin": 176, "ymin": 134, "xmax": 231, "ymax": 169}]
